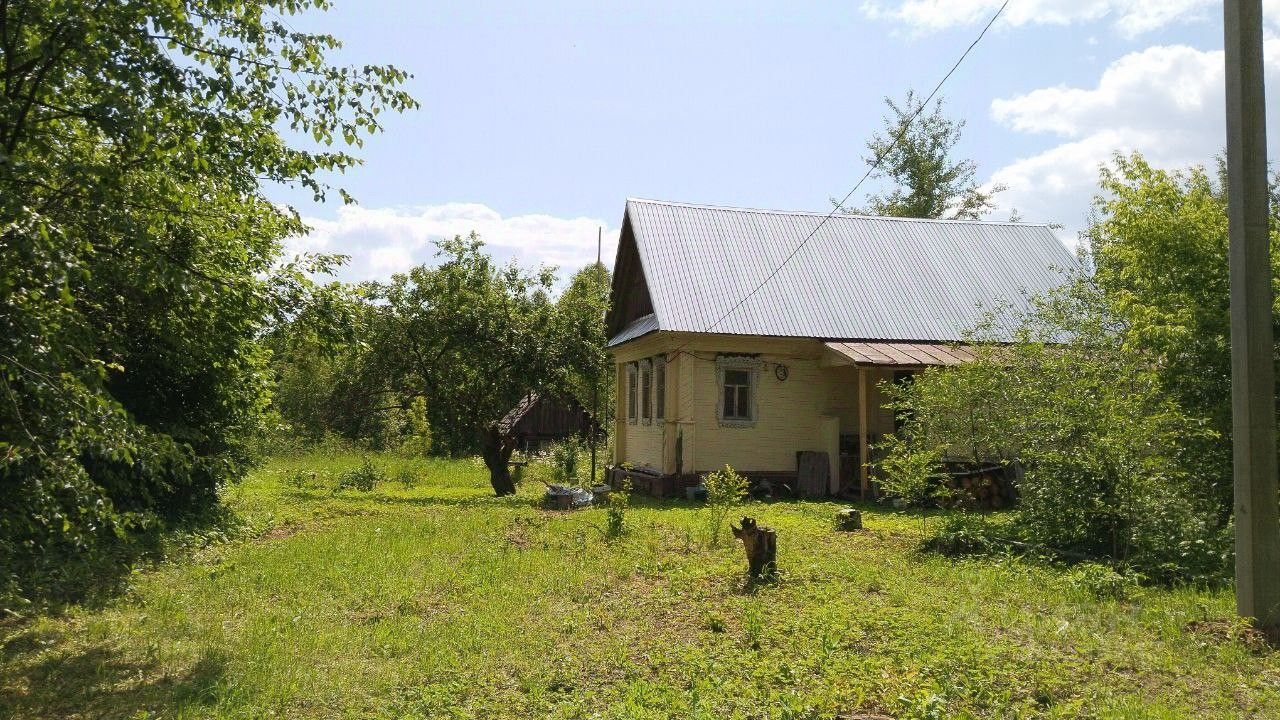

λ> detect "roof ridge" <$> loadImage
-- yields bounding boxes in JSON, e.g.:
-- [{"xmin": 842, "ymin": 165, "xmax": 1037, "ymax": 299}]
[{"xmin": 625, "ymin": 197, "xmax": 1052, "ymax": 229}]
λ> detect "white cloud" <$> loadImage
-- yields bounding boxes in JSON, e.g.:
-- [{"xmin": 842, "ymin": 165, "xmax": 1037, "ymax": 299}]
[
  {"xmin": 860, "ymin": 0, "xmax": 1216, "ymax": 37},
  {"xmin": 284, "ymin": 203, "xmax": 617, "ymax": 284},
  {"xmin": 987, "ymin": 42, "xmax": 1280, "ymax": 244}
]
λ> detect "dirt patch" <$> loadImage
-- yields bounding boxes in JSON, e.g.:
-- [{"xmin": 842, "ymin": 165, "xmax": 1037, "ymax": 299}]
[
  {"xmin": 258, "ymin": 522, "xmax": 304, "ymax": 542},
  {"xmin": 1185, "ymin": 619, "xmax": 1274, "ymax": 652}
]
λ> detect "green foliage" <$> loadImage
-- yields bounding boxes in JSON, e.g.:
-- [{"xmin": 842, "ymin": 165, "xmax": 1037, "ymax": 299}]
[
  {"xmin": 400, "ymin": 397, "xmax": 434, "ymax": 457},
  {"xmin": 334, "ymin": 458, "xmax": 383, "ymax": 494},
  {"xmin": 874, "ymin": 434, "xmax": 945, "ymax": 508},
  {"xmin": 1087, "ymin": 153, "xmax": 1280, "ymax": 516},
  {"xmin": 702, "ymin": 464, "xmax": 749, "ymax": 547},
  {"xmin": 605, "ymin": 478, "xmax": 632, "ymax": 540},
  {"xmin": 551, "ymin": 437, "xmax": 584, "ymax": 485},
  {"xmin": 922, "ymin": 513, "xmax": 1000, "ymax": 557},
  {"xmin": 857, "ymin": 91, "xmax": 1005, "ymax": 220},
  {"xmin": 883, "ymin": 271, "xmax": 1229, "ymax": 582},
  {"xmin": 3, "ymin": 452, "xmax": 1276, "ymax": 718},
  {"xmin": 0, "ymin": 0, "xmax": 415, "ymax": 609},
  {"xmin": 1063, "ymin": 562, "xmax": 1141, "ymax": 602}
]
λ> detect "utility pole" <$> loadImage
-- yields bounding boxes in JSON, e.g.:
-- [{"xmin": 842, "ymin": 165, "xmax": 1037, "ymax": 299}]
[
  {"xmin": 1224, "ymin": 0, "xmax": 1280, "ymax": 633},
  {"xmin": 590, "ymin": 226, "xmax": 601, "ymax": 486}
]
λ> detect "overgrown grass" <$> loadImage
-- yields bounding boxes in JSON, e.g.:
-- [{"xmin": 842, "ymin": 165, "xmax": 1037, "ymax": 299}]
[{"xmin": 2, "ymin": 452, "xmax": 1277, "ymax": 719}]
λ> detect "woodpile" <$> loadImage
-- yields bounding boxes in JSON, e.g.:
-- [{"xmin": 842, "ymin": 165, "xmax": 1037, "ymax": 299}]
[{"xmin": 939, "ymin": 465, "xmax": 1016, "ymax": 510}]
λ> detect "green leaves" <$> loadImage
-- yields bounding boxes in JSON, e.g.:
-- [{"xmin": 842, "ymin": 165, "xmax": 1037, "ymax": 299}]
[{"xmin": 1, "ymin": 0, "xmax": 415, "ymax": 609}]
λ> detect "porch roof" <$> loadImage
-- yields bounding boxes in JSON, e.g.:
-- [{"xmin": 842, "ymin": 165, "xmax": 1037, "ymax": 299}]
[{"xmin": 823, "ymin": 341, "xmax": 977, "ymax": 367}]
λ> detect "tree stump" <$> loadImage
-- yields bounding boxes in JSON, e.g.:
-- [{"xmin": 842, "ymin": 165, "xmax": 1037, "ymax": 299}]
[
  {"xmin": 835, "ymin": 507, "xmax": 863, "ymax": 531},
  {"xmin": 731, "ymin": 517, "xmax": 777, "ymax": 578}
]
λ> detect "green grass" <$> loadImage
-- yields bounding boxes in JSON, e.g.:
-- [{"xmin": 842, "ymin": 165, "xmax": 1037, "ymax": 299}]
[{"xmin": 2, "ymin": 452, "xmax": 1278, "ymax": 719}]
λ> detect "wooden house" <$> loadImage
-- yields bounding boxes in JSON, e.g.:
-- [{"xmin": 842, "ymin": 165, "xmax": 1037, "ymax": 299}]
[{"xmin": 604, "ymin": 198, "xmax": 1075, "ymax": 497}]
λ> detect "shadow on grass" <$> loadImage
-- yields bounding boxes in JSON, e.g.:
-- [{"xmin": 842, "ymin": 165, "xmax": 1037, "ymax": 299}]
[{"xmin": 0, "ymin": 638, "xmax": 230, "ymax": 720}]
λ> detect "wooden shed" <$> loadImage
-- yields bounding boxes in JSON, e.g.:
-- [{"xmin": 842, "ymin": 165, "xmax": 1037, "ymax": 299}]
[{"xmin": 497, "ymin": 392, "xmax": 597, "ymax": 452}]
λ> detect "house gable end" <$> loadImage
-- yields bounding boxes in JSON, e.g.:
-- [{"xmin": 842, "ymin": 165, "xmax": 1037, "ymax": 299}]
[{"xmin": 605, "ymin": 209, "xmax": 658, "ymax": 339}]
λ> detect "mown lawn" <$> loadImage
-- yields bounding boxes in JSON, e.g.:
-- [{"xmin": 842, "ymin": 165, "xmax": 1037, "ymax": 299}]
[{"xmin": 2, "ymin": 453, "xmax": 1278, "ymax": 719}]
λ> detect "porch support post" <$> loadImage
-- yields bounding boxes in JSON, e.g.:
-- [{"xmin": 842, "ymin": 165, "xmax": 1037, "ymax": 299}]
[{"xmin": 858, "ymin": 366, "xmax": 870, "ymax": 498}]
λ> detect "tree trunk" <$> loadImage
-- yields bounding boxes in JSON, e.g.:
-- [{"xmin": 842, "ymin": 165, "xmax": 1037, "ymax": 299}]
[
  {"xmin": 480, "ymin": 424, "xmax": 517, "ymax": 496},
  {"xmin": 731, "ymin": 516, "xmax": 777, "ymax": 578}
]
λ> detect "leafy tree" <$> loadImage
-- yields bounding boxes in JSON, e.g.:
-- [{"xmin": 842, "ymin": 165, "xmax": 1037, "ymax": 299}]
[
  {"xmin": 366, "ymin": 236, "xmax": 606, "ymax": 495},
  {"xmin": 1087, "ymin": 152, "xmax": 1280, "ymax": 516},
  {"xmin": 0, "ymin": 1, "xmax": 415, "ymax": 607},
  {"xmin": 856, "ymin": 91, "xmax": 1003, "ymax": 219},
  {"xmin": 881, "ymin": 278, "xmax": 1227, "ymax": 582}
]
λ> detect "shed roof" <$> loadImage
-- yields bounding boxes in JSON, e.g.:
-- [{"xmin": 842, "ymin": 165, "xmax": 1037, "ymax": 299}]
[
  {"xmin": 606, "ymin": 198, "xmax": 1076, "ymax": 347},
  {"xmin": 824, "ymin": 341, "xmax": 978, "ymax": 367}
]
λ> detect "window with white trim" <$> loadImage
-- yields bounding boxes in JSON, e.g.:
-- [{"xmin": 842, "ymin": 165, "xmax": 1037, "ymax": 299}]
[
  {"xmin": 639, "ymin": 359, "xmax": 653, "ymax": 423},
  {"xmin": 716, "ymin": 356, "xmax": 761, "ymax": 427},
  {"xmin": 626, "ymin": 362, "xmax": 638, "ymax": 423},
  {"xmin": 654, "ymin": 355, "xmax": 666, "ymax": 421}
]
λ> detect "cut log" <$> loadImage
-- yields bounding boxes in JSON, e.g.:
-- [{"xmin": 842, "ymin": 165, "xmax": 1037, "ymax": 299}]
[
  {"xmin": 835, "ymin": 508, "xmax": 863, "ymax": 531},
  {"xmin": 731, "ymin": 517, "xmax": 777, "ymax": 578}
]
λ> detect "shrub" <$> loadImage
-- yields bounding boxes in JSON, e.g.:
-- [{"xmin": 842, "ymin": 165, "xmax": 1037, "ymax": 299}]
[
  {"xmin": 702, "ymin": 465, "xmax": 749, "ymax": 547},
  {"xmin": 605, "ymin": 478, "xmax": 631, "ymax": 540},
  {"xmin": 922, "ymin": 513, "xmax": 999, "ymax": 557},
  {"xmin": 880, "ymin": 276, "xmax": 1229, "ymax": 584},
  {"xmin": 1064, "ymin": 562, "xmax": 1140, "ymax": 602},
  {"xmin": 875, "ymin": 434, "xmax": 945, "ymax": 508},
  {"xmin": 333, "ymin": 457, "xmax": 382, "ymax": 493},
  {"xmin": 396, "ymin": 468, "xmax": 420, "ymax": 489},
  {"xmin": 550, "ymin": 437, "xmax": 584, "ymax": 485}
]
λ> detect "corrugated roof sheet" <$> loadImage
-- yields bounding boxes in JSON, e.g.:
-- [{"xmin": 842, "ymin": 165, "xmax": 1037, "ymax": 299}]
[
  {"xmin": 608, "ymin": 313, "xmax": 659, "ymax": 347},
  {"xmin": 621, "ymin": 198, "xmax": 1076, "ymax": 343},
  {"xmin": 825, "ymin": 341, "xmax": 978, "ymax": 367}
]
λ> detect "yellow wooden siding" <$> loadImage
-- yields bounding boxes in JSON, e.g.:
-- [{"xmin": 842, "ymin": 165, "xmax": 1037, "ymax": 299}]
[{"xmin": 611, "ymin": 333, "xmax": 902, "ymax": 474}]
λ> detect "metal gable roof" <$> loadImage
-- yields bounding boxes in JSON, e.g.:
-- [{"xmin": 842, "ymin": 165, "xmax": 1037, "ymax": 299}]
[{"xmin": 618, "ymin": 198, "xmax": 1077, "ymax": 344}]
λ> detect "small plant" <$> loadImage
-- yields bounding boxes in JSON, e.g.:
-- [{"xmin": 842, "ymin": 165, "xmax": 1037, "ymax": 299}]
[
  {"xmin": 702, "ymin": 465, "xmax": 749, "ymax": 547},
  {"xmin": 922, "ymin": 513, "xmax": 997, "ymax": 556},
  {"xmin": 874, "ymin": 434, "xmax": 945, "ymax": 509},
  {"xmin": 605, "ymin": 478, "xmax": 631, "ymax": 539},
  {"xmin": 333, "ymin": 457, "xmax": 383, "ymax": 493},
  {"xmin": 1064, "ymin": 562, "xmax": 1140, "ymax": 601},
  {"xmin": 396, "ymin": 468, "xmax": 419, "ymax": 489},
  {"xmin": 551, "ymin": 437, "xmax": 583, "ymax": 485},
  {"xmin": 400, "ymin": 396, "xmax": 433, "ymax": 457},
  {"xmin": 285, "ymin": 469, "xmax": 320, "ymax": 490}
]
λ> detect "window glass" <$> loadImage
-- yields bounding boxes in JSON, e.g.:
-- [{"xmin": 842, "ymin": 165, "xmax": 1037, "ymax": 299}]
[
  {"xmin": 626, "ymin": 364, "xmax": 637, "ymax": 421},
  {"xmin": 723, "ymin": 369, "xmax": 752, "ymax": 420},
  {"xmin": 655, "ymin": 359, "xmax": 666, "ymax": 420}
]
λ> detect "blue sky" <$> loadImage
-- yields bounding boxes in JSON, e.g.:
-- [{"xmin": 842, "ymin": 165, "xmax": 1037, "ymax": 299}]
[{"xmin": 276, "ymin": 1, "xmax": 1278, "ymax": 282}]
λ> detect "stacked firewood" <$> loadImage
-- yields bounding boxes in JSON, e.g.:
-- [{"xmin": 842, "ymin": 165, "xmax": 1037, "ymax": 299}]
[{"xmin": 939, "ymin": 465, "xmax": 1016, "ymax": 510}]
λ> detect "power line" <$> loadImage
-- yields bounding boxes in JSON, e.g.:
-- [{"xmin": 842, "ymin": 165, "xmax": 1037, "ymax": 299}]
[{"xmin": 686, "ymin": 0, "xmax": 1011, "ymax": 339}]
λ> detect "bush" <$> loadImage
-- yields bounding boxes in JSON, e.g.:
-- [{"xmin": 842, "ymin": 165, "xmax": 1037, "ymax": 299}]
[
  {"xmin": 1064, "ymin": 562, "xmax": 1140, "ymax": 601},
  {"xmin": 880, "ymin": 277, "xmax": 1229, "ymax": 584},
  {"xmin": 333, "ymin": 457, "xmax": 383, "ymax": 493},
  {"xmin": 605, "ymin": 477, "xmax": 631, "ymax": 540},
  {"xmin": 702, "ymin": 465, "xmax": 749, "ymax": 547},
  {"xmin": 922, "ymin": 513, "xmax": 1000, "ymax": 557}
]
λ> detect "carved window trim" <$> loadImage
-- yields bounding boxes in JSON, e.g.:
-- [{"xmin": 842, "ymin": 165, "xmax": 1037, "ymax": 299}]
[
  {"xmin": 654, "ymin": 355, "xmax": 667, "ymax": 423},
  {"xmin": 716, "ymin": 355, "xmax": 762, "ymax": 428},
  {"xmin": 639, "ymin": 358, "xmax": 653, "ymax": 425},
  {"xmin": 625, "ymin": 362, "xmax": 638, "ymax": 424}
]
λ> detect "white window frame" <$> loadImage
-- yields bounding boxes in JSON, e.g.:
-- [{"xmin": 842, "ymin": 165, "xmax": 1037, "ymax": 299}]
[
  {"xmin": 625, "ymin": 362, "xmax": 638, "ymax": 424},
  {"xmin": 654, "ymin": 355, "xmax": 667, "ymax": 423},
  {"xmin": 716, "ymin": 355, "xmax": 762, "ymax": 428},
  {"xmin": 639, "ymin": 358, "xmax": 653, "ymax": 425}
]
